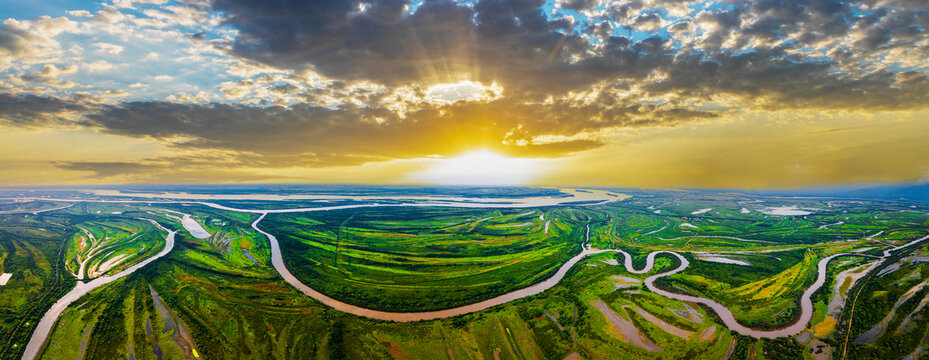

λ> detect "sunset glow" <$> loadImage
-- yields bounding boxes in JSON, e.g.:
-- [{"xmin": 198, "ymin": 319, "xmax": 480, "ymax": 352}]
[
  {"xmin": 0, "ymin": 0, "xmax": 925, "ymax": 188},
  {"xmin": 3, "ymin": 1, "xmax": 929, "ymax": 359},
  {"xmin": 411, "ymin": 150, "xmax": 544, "ymax": 185}
]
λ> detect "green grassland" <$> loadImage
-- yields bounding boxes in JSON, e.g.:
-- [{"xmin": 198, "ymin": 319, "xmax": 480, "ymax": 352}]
[
  {"xmin": 659, "ymin": 249, "xmax": 817, "ymax": 329},
  {"xmin": 264, "ymin": 207, "xmax": 591, "ymax": 311},
  {"xmin": 0, "ymin": 213, "xmax": 76, "ymax": 360},
  {"xmin": 0, "ymin": 203, "xmax": 178, "ymax": 360},
  {"xmin": 836, "ymin": 242, "xmax": 929, "ymax": 360},
  {"xmin": 603, "ymin": 193, "xmax": 928, "ymax": 250},
  {"xmin": 38, "ymin": 235, "xmax": 737, "ymax": 360},
  {"xmin": 806, "ymin": 255, "xmax": 870, "ymax": 340},
  {"xmin": 40, "ymin": 279, "xmax": 201, "ymax": 360},
  {"xmin": 0, "ymin": 201, "xmax": 73, "ymax": 215},
  {"xmin": 2, "ymin": 192, "xmax": 928, "ymax": 360},
  {"xmin": 63, "ymin": 218, "xmax": 165, "ymax": 280},
  {"xmin": 184, "ymin": 210, "xmax": 269, "ymax": 270},
  {"xmin": 597, "ymin": 193, "xmax": 929, "ymax": 334}
]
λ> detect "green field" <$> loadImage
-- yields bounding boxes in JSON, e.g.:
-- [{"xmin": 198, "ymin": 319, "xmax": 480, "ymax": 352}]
[
  {"xmin": 1, "ymin": 190, "xmax": 928, "ymax": 360},
  {"xmin": 0, "ymin": 213, "xmax": 75, "ymax": 359},
  {"xmin": 63, "ymin": 218, "xmax": 165, "ymax": 280},
  {"xmin": 265, "ymin": 207, "xmax": 589, "ymax": 311}
]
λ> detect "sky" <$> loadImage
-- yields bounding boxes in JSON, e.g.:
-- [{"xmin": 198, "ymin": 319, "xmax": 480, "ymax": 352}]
[{"xmin": 0, "ymin": 0, "xmax": 927, "ymax": 188}]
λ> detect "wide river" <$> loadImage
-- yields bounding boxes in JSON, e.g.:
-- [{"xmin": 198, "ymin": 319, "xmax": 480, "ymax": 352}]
[{"xmin": 17, "ymin": 190, "xmax": 929, "ymax": 359}]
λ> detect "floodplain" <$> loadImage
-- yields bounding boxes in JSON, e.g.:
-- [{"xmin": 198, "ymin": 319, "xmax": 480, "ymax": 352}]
[{"xmin": 0, "ymin": 187, "xmax": 927, "ymax": 359}]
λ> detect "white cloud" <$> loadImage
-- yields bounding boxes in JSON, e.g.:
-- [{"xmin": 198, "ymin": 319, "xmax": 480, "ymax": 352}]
[
  {"xmin": 220, "ymin": 80, "xmax": 256, "ymax": 99},
  {"xmin": 36, "ymin": 64, "xmax": 78, "ymax": 77},
  {"xmin": 142, "ymin": 5, "xmax": 210, "ymax": 28},
  {"xmin": 111, "ymin": 0, "xmax": 169, "ymax": 9},
  {"xmin": 19, "ymin": 64, "xmax": 80, "ymax": 89},
  {"xmin": 83, "ymin": 60, "xmax": 118, "ymax": 72},
  {"xmin": 102, "ymin": 89, "xmax": 129, "ymax": 98},
  {"xmin": 166, "ymin": 90, "xmax": 212, "ymax": 103},
  {"xmin": 31, "ymin": 16, "xmax": 80, "ymax": 36},
  {"xmin": 67, "ymin": 10, "xmax": 94, "ymax": 18},
  {"xmin": 93, "ymin": 42, "xmax": 124, "ymax": 55},
  {"xmin": 0, "ymin": 18, "xmax": 67, "ymax": 69},
  {"xmin": 141, "ymin": 52, "xmax": 160, "ymax": 61}
]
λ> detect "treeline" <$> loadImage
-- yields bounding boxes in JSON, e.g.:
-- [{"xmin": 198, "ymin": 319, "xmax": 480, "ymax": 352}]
[
  {"xmin": 726, "ymin": 335, "xmax": 805, "ymax": 360},
  {"xmin": 0, "ymin": 220, "xmax": 76, "ymax": 360},
  {"xmin": 832, "ymin": 237, "xmax": 929, "ymax": 359}
]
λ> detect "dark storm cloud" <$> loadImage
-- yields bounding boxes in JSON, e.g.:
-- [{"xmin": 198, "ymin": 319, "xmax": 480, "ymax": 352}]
[
  {"xmin": 269, "ymin": 83, "xmax": 299, "ymax": 94},
  {"xmin": 211, "ymin": 0, "xmax": 929, "ymax": 108},
  {"xmin": 213, "ymin": 0, "xmax": 477, "ymax": 85},
  {"xmin": 0, "ymin": 93, "xmax": 85, "ymax": 127},
  {"xmin": 1, "ymin": 72, "xmax": 719, "ymax": 169},
  {"xmin": 213, "ymin": 0, "xmax": 601, "ymax": 97},
  {"xmin": 53, "ymin": 160, "xmax": 291, "ymax": 183},
  {"xmin": 2, "ymin": 0, "xmax": 928, "ymax": 178},
  {"xmin": 77, "ymin": 97, "xmax": 714, "ymax": 165},
  {"xmin": 557, "ymin": 0, "xmax": 601, "ymax": 11},
  {"xmin": 647, "ymin": 49, "xmax": 929, "ymax": 110}
]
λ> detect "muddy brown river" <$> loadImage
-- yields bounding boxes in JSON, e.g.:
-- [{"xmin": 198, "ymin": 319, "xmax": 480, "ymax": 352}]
[{"xmin": 17, "ymin": 192, "xmax": 929, "ymax": 359}]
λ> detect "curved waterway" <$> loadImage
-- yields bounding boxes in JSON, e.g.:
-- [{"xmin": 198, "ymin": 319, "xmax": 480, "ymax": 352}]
[
  {"xmin": 16, "ymin": 189, "xmax": 623, "ymax": 359},
  {"xmin": 18, "ymin": 192, "xmax": 929, "ymax": 359},
  {"xmin": 251, "ymin": 211, "xmax": 929, "ymax": 338},
  {"xmin": 22, "ymin": 220, "xmax": 176, "ymax": 360}
]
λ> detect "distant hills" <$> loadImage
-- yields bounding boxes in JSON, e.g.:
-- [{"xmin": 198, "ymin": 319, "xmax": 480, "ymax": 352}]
[
  {"xmin": 835, "ymin": 182, "xmax": 929, "ymax": 202},
  {"xmin": 739, "ymin": 182, "xmax": 929, "ymax": 202}
]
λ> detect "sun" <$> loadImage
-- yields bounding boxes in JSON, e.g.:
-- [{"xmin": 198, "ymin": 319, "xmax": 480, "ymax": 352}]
[{"xmin": 410, "ymin": 150, "xmax": 544, "ymax": 185}]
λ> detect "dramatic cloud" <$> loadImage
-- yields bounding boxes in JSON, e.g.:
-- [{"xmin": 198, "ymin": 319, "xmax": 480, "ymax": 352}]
[
  {"xmin": 0, "ymin": 17, "xmax": 75, "ymax": 70},
  {"xmin": 199, "ymin": 0, "xmax": 929, "ymax": 119},
  {"xmin": 0, "ymin": 0, "xmax": 927, "ymax": 186},
  {"xmin": 77, "ymin": 96, "xmax": 713, "ymax": 164},
  {"xmin": 0, "ymin": 93, "xmax": 85, "ymax": 127}
]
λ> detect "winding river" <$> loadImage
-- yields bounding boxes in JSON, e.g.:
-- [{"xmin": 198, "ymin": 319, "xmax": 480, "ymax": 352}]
[
  {"xmin": 15, "ymin": 190, "xmax": 623, "ymax": 359},
  {"xmin": 16, "ymin": 191, "xmax": 929, "ymax": 359},
  {"xmin": 249, "ymin": 208, "xmax": 928, "ymax": 337},
  {"xmin": 21, "ymin": 220, "xmax": 176, "ymax": 360}
]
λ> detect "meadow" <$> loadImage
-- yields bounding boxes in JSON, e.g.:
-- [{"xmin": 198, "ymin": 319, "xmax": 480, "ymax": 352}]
[
  {"xmin": 63, "ymin": 218, "xmax": 165, "ymax": 280},
  {"xmin": 264, "ymin": 207, "xmax": 590, "ymax": 311},
  {"xmin": 1, "ymin": 189, "xmax": 928, "ymax": 360},
  {"xmin": 0, "ymin": 212, "xmax": 75, "ymax": 360}
]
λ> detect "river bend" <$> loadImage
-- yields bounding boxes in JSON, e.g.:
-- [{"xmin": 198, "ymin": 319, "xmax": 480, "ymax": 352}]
[
  {"xmin": 17, "ymin": 194, "xmax": 929, "ymax": 360},
  {"xmin": 21, "ymin": 220, "xmax": 176, "ymax": 360},
  {"xmin": 252, "ymin": 212, "xmax": 929, "ymax": 338}
]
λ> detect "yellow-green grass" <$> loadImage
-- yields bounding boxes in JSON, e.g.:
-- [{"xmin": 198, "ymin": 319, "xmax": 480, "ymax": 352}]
[
  {"xmin": 0, "ymin": 214, "xmax": 77, "ymax": 360},
  {"xmin": 661, "ymin": 250, "xmax": 817, "ymax": 329},
  {"xmin": 37, "ymin": 237, "xmax": 736, "ymax": 360},
  {"xmin": 266, "ymin": 207, "xmax": 589, "ymax": 311},
  {"xmin": 63, "ymin": 219, "xmax": 164, "ymax": 280}
]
